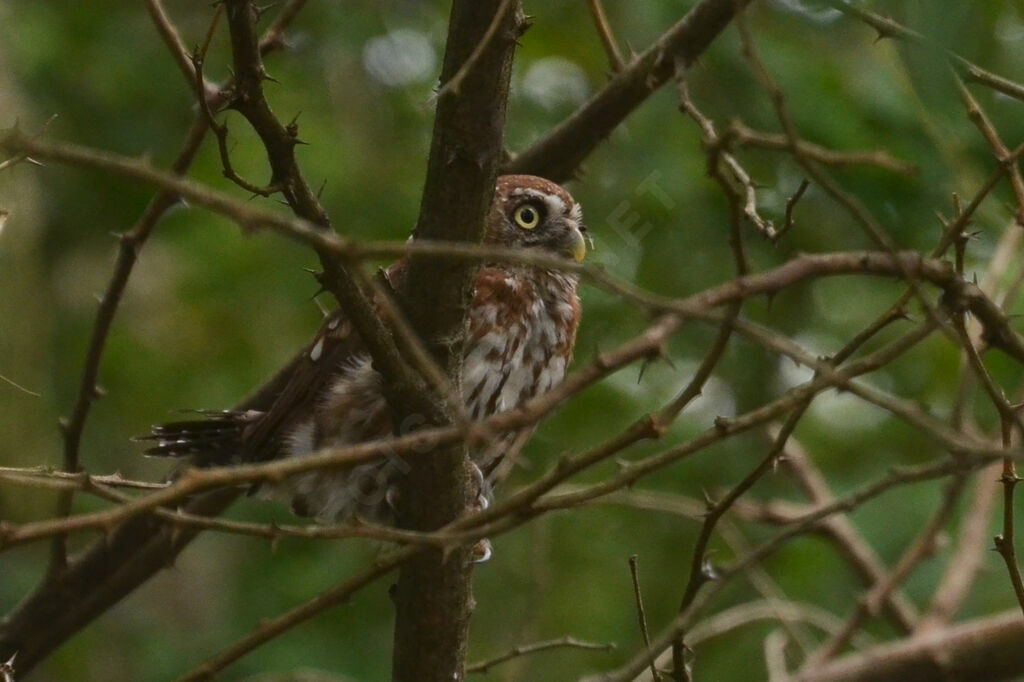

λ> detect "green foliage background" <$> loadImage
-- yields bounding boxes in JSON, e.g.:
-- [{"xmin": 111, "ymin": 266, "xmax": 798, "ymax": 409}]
[{"xmin": 3, "ymin": 1, "xmax": 1024, "ymax": 680}]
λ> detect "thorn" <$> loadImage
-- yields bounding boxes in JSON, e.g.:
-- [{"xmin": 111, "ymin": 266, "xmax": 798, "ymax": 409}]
[
  {"xmin": 657, "ymin": 343, "xmax": 676, "ymax": 370},
  {"xmin": 375, "ymin": 268, "xmax": 397, "ymax": 297},
  {"xmin": 637, "ymin": 357, "xmax": 652, "ymax": 383},
  {"xmin": 254, "ymin": 2, "xmax": 278, "ymax": 21}
]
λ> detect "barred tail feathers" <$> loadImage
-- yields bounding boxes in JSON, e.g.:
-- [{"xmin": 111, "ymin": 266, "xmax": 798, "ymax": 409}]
[{"xmin": 138, "ymin": 409, "xmax": 262, "ymax": 464}]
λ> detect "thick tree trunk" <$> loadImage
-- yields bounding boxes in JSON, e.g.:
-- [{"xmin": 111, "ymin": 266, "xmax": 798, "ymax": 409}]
[{"xmin": 390, "ymin": 2, "xmax": 523, "ymax": 681}]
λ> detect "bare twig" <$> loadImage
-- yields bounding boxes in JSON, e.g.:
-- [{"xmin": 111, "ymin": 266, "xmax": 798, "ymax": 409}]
[
  {"xmin": 191, "ymin": 7, "xmax": 286, "ymax": 198},
  {"xmin": 995, "ymin": 458, "xmax": 1024, "ymax": 615},
  {"xmin": 676, "ymin": 74, "xmax": 776, "ymax": 239},
  {"xmin": 258, "ymin": 0, "xmax": 309, "ymax": 53},
  {"xmin": 0, "ymin": 373, "xmax": 40, "ymax": 397},
  {"xmin": 145, "ymin": 0, "xmax": 202, "ymax": 91},
  {"xmin": 505, "ymin": 0, "xmax": 755, "ymax": 181},
  {"xmin": 583, "ymin": 455, "xmax": 992, "ymax": 682},
  {"xmin": 466, "ymin": 637, "xmax": 615, "ymax": 675},
  {"xmin": 726, "ymin": 121, "xmax": 917, "ymax": 177},
  {"xmin": 172, "ymin": 546, "xmax": 420, "ymax": 682},
  {"xmin": 586, "ymin": 0, "xmax": 625, "ymax": 72},
  {"xmin": 917, "ymin": 463, "xmax": 1000, "ymax": 632},
  {"xmin": 774, "ymin": 432, "xmax": 919, "ymax": 633},
  {"xmin": 628, "ymin": 556, "xmax": 660, "ymax": 682},
  {"xmin": 433, "ymin": 0, "xmax": 517, "ymax": 100},
  {"xmin": 802, "ymin": 476, "xmax": 968, "ymax": 668},
  {"xmin": 794, "ymin": 611, "xmax": 1024, "ymax": 682},
  {"xmin": 0, "ymin": 467, "xmax": 166, "ymax": 491},
  {"xmin": 820, "ymin": 0, "xmax": 1024, "ymax": 104},
  {"xmin": 955, "ymin": 77, "xmax": 1024, "ymax": 225},
  {"xmin": 776, "ymin": 178, "xmax": 809, "ymax": 241},
  {"xmin": 735, "ymin": 11, "xmax": 950, "ymax": 341}
]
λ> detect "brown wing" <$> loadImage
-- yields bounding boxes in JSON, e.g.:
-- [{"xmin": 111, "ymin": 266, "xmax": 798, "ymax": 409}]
[
  {"xmin": 139, "ymin": 307, "xmax": 366, "ymax": 465},
  {"xmin": 143, "ymin": 263, "xmax": 408, "ymax": 466}
]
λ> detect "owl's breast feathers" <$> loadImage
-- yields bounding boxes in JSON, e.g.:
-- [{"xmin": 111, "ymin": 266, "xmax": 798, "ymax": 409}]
[{"xmin": 463, "ymin": 267, "xmax": 580, "ymax": 420}]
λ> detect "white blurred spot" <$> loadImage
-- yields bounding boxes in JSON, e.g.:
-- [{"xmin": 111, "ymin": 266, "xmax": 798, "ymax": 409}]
[
  {"xmin": 774, "ymin": 335, "xmax": 891, "ymax": 431},
  {"xmin": 521, "ymin": 57, "xmax": 590, "ymax": 111},
  {"xmin": 997, "ymin": 7, "xmax": 1024, "ymax": 43},
  {"xmin": 362, "ymin": 29, "xmax": 437, "ymax": 87},
  {"xmin": 776, "ymin": 355, "xmax": 816, "ymax": 392},
  {"xmin": 807, "ymin": 387, "xmax": 887, "ymax": 430},
  {"xmin": 770, "ymin": 0, "xmax": 843, "ymax": 23},
  {"xmin": 0, "ymin": 210, "xmax": 8, "ymax": 238}
]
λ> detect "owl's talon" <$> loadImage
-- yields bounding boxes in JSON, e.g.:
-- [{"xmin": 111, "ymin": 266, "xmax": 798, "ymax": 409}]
[
  {"xmin": 385, "ymin": 484, "xmax": 401, "ymax": 511},
  {"xmin": 468, "ymin": 461, "xmax": 492, "ymax": 513},
  {"xmin": 472, "ymin": 538, "xmax": 493, "ymax": 563}
]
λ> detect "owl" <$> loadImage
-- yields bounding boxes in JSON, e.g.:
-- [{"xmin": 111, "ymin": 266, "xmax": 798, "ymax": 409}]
[{"xmin": 145, "ymin": 175, "xmax": 586, "ymax": 527}]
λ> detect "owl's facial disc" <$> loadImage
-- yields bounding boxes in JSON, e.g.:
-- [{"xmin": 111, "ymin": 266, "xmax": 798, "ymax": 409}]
[{"xmin": 494, "ymin": 175, "xmax": 588, "ymax": 264}]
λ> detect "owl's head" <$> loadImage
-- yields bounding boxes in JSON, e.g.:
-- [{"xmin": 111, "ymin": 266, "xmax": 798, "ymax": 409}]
[{"xmin": 488, "ymin": 175, "xmax": 587, "ymax": 263}]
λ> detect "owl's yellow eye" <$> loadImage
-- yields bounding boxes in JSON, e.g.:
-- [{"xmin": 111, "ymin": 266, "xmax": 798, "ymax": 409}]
[{"xmin": 513, "ymin": 204, "xmax": 541, "ymax": 229}]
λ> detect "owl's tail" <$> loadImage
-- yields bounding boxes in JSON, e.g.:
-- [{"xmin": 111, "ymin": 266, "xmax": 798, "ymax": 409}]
[{"xmin": 136, "ymin": 409, "xmax": 263, "ymax": 465}]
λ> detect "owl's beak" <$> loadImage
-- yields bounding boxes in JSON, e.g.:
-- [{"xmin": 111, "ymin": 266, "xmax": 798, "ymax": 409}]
[{"xmin": 565, "ymin": 227, "xmax": 587, "ymax": 263}]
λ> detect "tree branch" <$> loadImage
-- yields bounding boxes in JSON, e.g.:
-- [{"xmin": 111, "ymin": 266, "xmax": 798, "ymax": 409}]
[
  {"xmin": 504, "ymin": 0, "xmax": 755, "ymax": 181},
  {"xmin": 794, "ymin": 611, "xmax": 1024, "ymax": 682},
  {"xmin": 390, "ymin": 1, "xmax": 524, "ymax": 680}
]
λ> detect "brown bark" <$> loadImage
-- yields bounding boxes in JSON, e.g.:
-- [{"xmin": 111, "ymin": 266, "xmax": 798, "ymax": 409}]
[
  {"xmin": 390, "ymin": 1, "xmax": 523, "ymax": 681},
  {"xmin": 796, "ymin": 612, "xmax": 1024, "ymax": 682}
]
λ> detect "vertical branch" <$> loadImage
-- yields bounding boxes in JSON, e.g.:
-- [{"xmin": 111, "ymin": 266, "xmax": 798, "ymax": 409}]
[
  {"xmin": 48, "ymin": 115, "xmax": 210, "ymax": 576},
  {"xmin": 629, "ymin": 556, "xmax": 660, "ymax": 682},
  {"xmin": 390, "ymin": 2, "xmax": 524, "ymax": 681},
  {"xmin": 995, "ymin": 455, "xmax": 1024, "ymax": 615}
]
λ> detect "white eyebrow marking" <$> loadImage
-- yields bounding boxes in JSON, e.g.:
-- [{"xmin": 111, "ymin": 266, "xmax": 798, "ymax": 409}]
[{"xmin": 509, "ymin": 188, "xmax": 570, "ymax": 218}]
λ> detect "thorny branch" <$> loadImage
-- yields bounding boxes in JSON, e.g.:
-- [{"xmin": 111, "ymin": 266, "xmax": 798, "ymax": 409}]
[
  {"xmin": 466, "ymin": 637, "xmax": 615, "ymax": 675},
  {"xmin": 10, "ymin": 2, "xmax": 1024, "ymax": 681}
]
